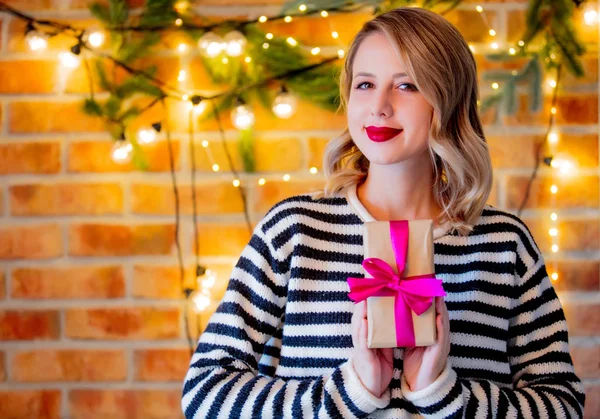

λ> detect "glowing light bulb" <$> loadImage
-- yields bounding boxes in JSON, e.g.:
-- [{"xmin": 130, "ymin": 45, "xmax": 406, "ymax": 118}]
[
  {"xmin": 224, "ymin": 30, "xmax": 246, "ymax": 57},
  {"xmin": 311, "ymin": 47, "xmax": 321, "ymax": 55},
  {"xmin": 286, "ymin": 37, "xmax": 297, "ymax": 46},
  {"xmin": 321, "ymin": 11, "xmax": 329, "ymax": 17},
  {"xmin": 137, "ymin": 127, "xmax": 158, "ymax": 145},
  {"xmin": 550, "ymin": 184, "xmax": 558, "ymax": 194},
  {"xmin": 509, "ymin": 48, "xmax": 516, "ymax": 55},
  {"xmin": 272, "ymin": 88, "xmax": 297, "ymax": 119},
  {"xmin": 259, "ymin": 16, "xmax": 268, "ymax": 23},
  {"xmin": 84, "ymin": 27, "xmax": 105, "ymax": 49},
  {"xmin": 518, "ymin": 40, "xmax": 525, "ymax": 47},
  {"xmin": 233, "ymin": 179, "xmax": 240, "ymax": 187},
  {"xmin": 492, "ymin": 83, "xmax": 499, "ymax": 89},
  {"xmin": 212, "ymin": 164, "xmax": 220, "ymax": 172},
  {"xmin": 111, "ymin": 139, "xmax": 133, "ymax": 164},
  {"xmin": 551, "ymin": 107, "xmax": 557, "ymax": 115},
  {"xmin": 198, "ymin": 32, "xmax": 224, "ymax": 57},
  {"xmin": 299, "ymin": 4, "xmax": 307, "ymax": 11},
  {"xmin": 245, "ymin": 56, "xmax": 251, "ymax": 63},
  {"xmin": 337, "ymin": 49, "xmax": 345, "ymax": 58},
  {"xmin": 231, "ymin": 103, "xmax": 255, "ymax": 129},
  {"xmin": 258, "ymin": 178, "xmax": 266, "ymax": 186},
  {"xmin": 175, "ymin": 18, "xmax": 183, "ymax": 26},
  {"xmin": 59, "ymin": 51, "xmax": 81, "ymax": 69},
  {"xmin": 284, "ymin": 16, "xmax": 292, "ymax": 23},
  {"xmin": 550, "ymin": 154, "xmax": 577, "ymax": 175},
  {"xmin": 548, "ymin": 79, "xmax": 557, "ymax": 88},
  {"xmin": 309, "ymin": 167, "xmax": 318, "ymax": 174},
  {"xmin": 263, "ymin": 43, "xmax": 270, "ymax": 49},
  {"xmin": 222, "ymin": 57, "xmax": 229, "ymax": 64},
  {"xmin": 178, "ymin": 70, "xmax": 187, "ymax": 82},
  {"xmin": 490, "ymin": 42, "xmax": 499, "ymax": 50},
  {"xmin": 549, "ymin": 228, "xmax": 558, "ymax": 237},
  {"xmin": 177, "ymin": 43, "xmax": 188, "ymax": 54},
  {"xmin": 548, "ymin": 132, "xmax": 559, "ymax": 144},
  {"xmin": 25, "ymin": 30, "xmax": 48, "ymax": 52},
  {"xmin": 476, "ymin": 5, "xmax": 483, "ymax": 12},
  {"xmin": 584, "ymin": 5, "xmax": 598, "ymax": 26},
  {"xmin": 283, "ymin": 174, "xmax": 291, "ymax": 181},
  {"xmin": 551, "ymin": 244, "xmax": 559, "ymax": 253},
  {"xmin": 191, "ymin": 291, "xmax": 211, "ymax": 312},
  {"xmin": 489, "ymin": 29, "xmax": 496, "ymax": 36},
  {"xmin": 469, "ymin": 44, "xmax": 475, "ymax": 53},
  {"xmin": 551, "ymin": 213, "xmax": 558, "ymax": 221},
  {"xmin": 201, "ymin": 140, "xmax": 209, "ymax": 148},
  {"xmin": 266, "ymin": 33, "xmax": 274, "ymax": 40},
  {"xmin": 331, "ymin": 31, "xmax": 339, "ymax": 39},
  {"xmin": 551, "ymin": 272, "xmax": 558, "ymax": 281}
]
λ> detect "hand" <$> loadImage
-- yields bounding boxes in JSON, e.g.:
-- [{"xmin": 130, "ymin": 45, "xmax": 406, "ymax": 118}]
[
  {"xmin": 402, "ymin": 297, "xmax": 450, "ymax": 392},
  {"xmin": 351, "ymin": 300, "xmax": 394, "ymax": 398}
]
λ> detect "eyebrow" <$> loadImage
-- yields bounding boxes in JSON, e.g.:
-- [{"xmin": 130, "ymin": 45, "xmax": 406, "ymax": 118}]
[{"xmin": 354, "ymin": 72, "xmax": 408, "ymax": 78}]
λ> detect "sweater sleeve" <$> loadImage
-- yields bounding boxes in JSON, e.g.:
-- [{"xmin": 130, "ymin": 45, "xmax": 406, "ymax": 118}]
[
  {"xmin": 181, "ymin": 214, "xmax": 390, "ymax": 418},
  {"xmin": 400, "ymin": 224, "xmax": 585, "ymax": 418}
]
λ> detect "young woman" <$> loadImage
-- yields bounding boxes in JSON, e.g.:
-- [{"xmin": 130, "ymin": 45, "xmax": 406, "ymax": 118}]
[{"xmin": 182, "ymin": 7, "xmax": 585, "ymax": 418}]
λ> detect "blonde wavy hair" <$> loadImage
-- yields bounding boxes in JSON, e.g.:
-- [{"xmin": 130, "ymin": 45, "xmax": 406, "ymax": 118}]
[{"xmin": 323, "ymin": 7, "xmax": 493, "ymax": 236}]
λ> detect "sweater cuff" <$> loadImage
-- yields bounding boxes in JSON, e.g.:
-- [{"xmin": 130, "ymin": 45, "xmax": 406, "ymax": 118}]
[
  {"xmin": 341, "ymin": 357, "xmax": 391, "ymax": 412},
  {"xmin": 400, "ymin": 362, "xmax": 457, "ymax": 407}
]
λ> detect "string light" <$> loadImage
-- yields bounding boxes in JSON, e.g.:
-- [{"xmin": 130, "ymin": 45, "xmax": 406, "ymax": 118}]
[
  {"xmin": 508, "ymin": 48, "xmax": 516, "ymax": 55},
  {"xmin": 584, "ymin": 4, "xmax": 598, "ymax": 26},
  {"xmin": 212, "ymin": 164, "xmax": 220, "ymax": 172},
  {"xmin": 321, "ymin": 11, "xmax": 329, "ymax": 17},
  {"xmin": 258, "ymin": 15, "xmax": 268, "ymax": 23},
  {"xmin": 232, "ymin": 179, "xmax": 240, "ymax": 187},
  {"xmin": 331, "ymin": 31, "xmax": 339, "ymax": 39},
  {"xmin": 550, "ymin": 184, "xmax": 558, "ymax": 194},
  {"xmin": 283, "ymin": 174, "xmax": 291, "ymax": 181},
  {"xmin": 551, "ymin": 244, "xmax": 559, "ymax": 253},
  {"xmin": 488, "ymin": 29, "xmax": 496, "ymax": 36},
  {"xmin": 224, "ymin": 30, "xmax": 246, "ymax": 57},
  {"xmin": 178, "ymin": 70, "xmax": 187, "ymax": 82},
  {"xmin": 549, "ymin": 228, "xmax": 558, "ymax": 237},
  {"xmin": 299, "ymin": 4, "xmax": 307, "ymax": 12},
  {"xmin": 286, "ymin": 37, "xmax": 298, "ymax": 46},
  {"xmin": 490, "ymin": 42, "xmax": 499, "ymax": 50},
  {"xmin": 476, "ymin": 5, "xmax": 483, "ymax": 12},
  {"xmin": 245, "ymin": 56, "xmax": 251, "ymax": 63},
  {"xmin": 258, "ymin": 178, "xmax": 266, "ymax": 186},
  {"xmin": 272, "ymin": 86, "xmax": 298, "ymax": 119},
  {"xmin": 548, "ymin": 79, "xmax": 557, "ymax": 88},
  {"xmin": 175, "ymin": 18, "xmax": 183, "ymax": 26},
  {"xmin": 222, "ymin": 57, "xmax": 229, "ymax": 64},
  {"xmin": 284, "ymin": 16, "xmax": 292, "ymax": 23},
  {"xmin": 548, "ymin": 131, "xmax": 559, "ymax": 144},
  {"xmin": 263, "ymin": 43, "xmax": 269, "ymax": 49},
  {"xmin": 198, "ymin": 32, "xmax": 224, "ymax": 57},
  {"xmin": 337, "ymin": 49, "xmax": 345, "ymax": 58},
  {"xmin": 111, "ymin": 137, "xmax": 133, "ymax": 164},
  {"xmin": 492, "ymin": 83, "xmax": 499, "ymax": 89},
  {"xmin": 231, "ymin": 99, "xmax": 255, "ymax": 129},
  {"xmin": 309, "ymin": 167, "xmax": 318, "ymax": 174},
  {"xmin": 551, "ymin": 213, "xmax": 558, "ymax": 221},
  {"xmin": 84, "ymin": 26, "xmax": 105, "ymax": 49},
  {"xmin": 551, "ymin": 272, "xmax": 559, "ymax": 281},
  {"xmin": 311, "ymin": 47, "xmax": 321, "ymax": 55},
  {"xmin": 201, "ymin": 140, "xmax": 209, "ymax": 148},
  {"xmin": 266, "ymin": 33, "xmax": 274, "ymax": 40},
  {"xmin": 551, "ymin": 107, "xmax": 557, "ymax": 115},
  {"xmin": 25, "ymin": 27, "xmax": 48, "ymax": 52},
  {"xmin": 137, "ymin": 126, "xmax": 159, "ymax": 145},
  {"xmin": 177, "ymin": 43, "xmax": 188, "ymax": 54},
  {"xmin": 59, "ymin": 51, "xmax": 81, "ymax": 69}
]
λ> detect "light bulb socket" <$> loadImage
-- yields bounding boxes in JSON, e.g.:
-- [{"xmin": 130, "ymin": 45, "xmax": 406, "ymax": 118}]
[
  {"xmin": 25, "ymin": 22, "xmax": 35, "ymax": 34},
  {"xmin": 118, "ymin": 132, "xmax": 126, "ymax": 141},
  {"xmin": 279, "ymin": 84, "xmax": 289, "ymax": 94},
  {"xmin": 183, "ymin": 288, "xmax": 194, "ymax": 298},
  {"xmin": 151, "ymin": 122, "xmax": 162, "ymax": 132},
  {"xmin": 70, "ymin": 43, "xmax": 82, "ymax": 55},
  {"xmin": 191, "ymin": 95, "xmax": 202, "ymax": 106},
  {"xmin": 235, "ymin": 96, "xmax": 246, "ymax": 107},
  {"xmin": 543, "ymin": 156, "xmax": 553, "ymax": 167},
  {"xmin": 196, "ymin": 265, "xmax": 207, "ymax": 277}
]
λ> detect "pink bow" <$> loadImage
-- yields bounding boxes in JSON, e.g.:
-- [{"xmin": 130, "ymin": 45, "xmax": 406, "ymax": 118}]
[{"xmin": 347, "ymin": 220, "xmax": 446, "ymax": 347}]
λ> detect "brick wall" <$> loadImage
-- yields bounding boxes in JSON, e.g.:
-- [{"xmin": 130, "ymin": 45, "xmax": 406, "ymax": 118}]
[{"xmin": 0, "ymin": 1, "xmax": 598, "ymax": 418}]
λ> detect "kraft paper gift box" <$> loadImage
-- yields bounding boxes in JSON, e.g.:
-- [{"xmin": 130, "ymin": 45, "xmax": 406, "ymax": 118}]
[{"xmin": 347, "ymin": 220, "xmax": 446, "ymax": 348}]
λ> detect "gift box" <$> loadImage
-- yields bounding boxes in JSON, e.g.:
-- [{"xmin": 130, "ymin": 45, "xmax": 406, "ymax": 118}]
[{"xmin": 347, "ymin": 220, "xmax": 445, "ymax": 348}]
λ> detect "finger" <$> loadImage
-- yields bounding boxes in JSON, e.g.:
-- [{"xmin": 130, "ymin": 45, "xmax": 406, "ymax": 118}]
[
  {"xmin": 359, "ymin": 318, "xmax": 369, "ymax": 349},
  {"xmin": 351, "ymin": 301, "xmax": 366, "ymax": 347}
]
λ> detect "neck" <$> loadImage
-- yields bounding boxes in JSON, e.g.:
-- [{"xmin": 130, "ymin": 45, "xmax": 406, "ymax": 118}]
[{"xmin": 356, "ymin": 155, "xmax": 441, "ymax": 223}]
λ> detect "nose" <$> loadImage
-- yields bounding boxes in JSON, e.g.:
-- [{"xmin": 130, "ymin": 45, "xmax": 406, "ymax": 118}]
[{"xmin": 370, "ymin": 89, "xmax": 393, "ymax": 118}]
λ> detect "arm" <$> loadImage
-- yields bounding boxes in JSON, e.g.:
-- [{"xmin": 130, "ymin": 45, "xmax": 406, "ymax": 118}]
[
  {"xmin": 400, "ymin": 228, "xmax": 585, "ymax": 418},
  {"xmin": 181, "ymin": 215, "xmax": 389, "ymax": 418}
]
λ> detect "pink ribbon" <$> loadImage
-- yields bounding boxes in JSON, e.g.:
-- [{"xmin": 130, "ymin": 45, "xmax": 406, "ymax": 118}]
[{"xmin": 347, "ymin": 220, "xmax": 446, "ymax": 347}]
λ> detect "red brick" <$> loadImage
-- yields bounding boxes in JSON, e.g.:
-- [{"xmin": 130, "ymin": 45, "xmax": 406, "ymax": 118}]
[
  {"xmin": 523, "ymin": 219, "xmax": 600, "ymax": 253},
  {"xmin": 131, "ymin": 182, "xmax": 244, "ymax": 215},
  {"xmin": 13, "ymin": 349, "xmax": 127, "ymax": 382},
  {"xmin": 10, "ymin": 183, "xmax": 123, "ymax": 216},
  {"xmin": 68, "ymin": 224, "xmax": 175, "ymax": 256},
  {"xmin": 0, "ymin": 142, "xmax": 61, "ymax": 174},
  {"xmin": 253, "ymin": 179, "xmax": 326, "ymax": 213},
  {"xmin": 69, "ymin": 389, "xmax": 182, "ymax": 419},
  {"xmin": 546, "ymin": 261, "xmax": 600, "ymax": 292},
  {"xmin": 0, "ymin": 390, "xmax": 61, "ymax": 419},
  {"xmin": 570, "ymin": 345, "xmax": 600, "ymax": 380},
  {"xmin": 254, "ymin": 138, "xmax": 304, "ymax": 172},
  {"xmin": 134, "ymin": 349, "xmax": 189, "ymax": 381},
  {"xmin": 0, "ymin": 271, "xmax": 5, "ymax": 299},
  {"xmin": 503, "ymin": 94, "xmax": 598, "ymax": 126},
  {"xmin": 0, "ymin": 310, "xmax": 60, "ymax": 340},
  {"xmin": 308, "ymin": 137, "xmax": 329, "ymax": 170},
  {"xmin": 132, "ymin": 264, "xmax": 233, "ymax": 300},
  {"xmin": 0, "ymin": 352, "xmax": 5, "ymax": 381},
  {"xmin": 68, "ymin": 140, "xmax": 181, "ymax": 173},
  {"xmin": 0, "ymin": 224, "xmax": 62, "ymax": 260},
  {"xmin": 562, "ymin": 303, "xmax": 600, "ymax": 337},
  {"xmin": 585, "ymin": 384, "xmax": 600, "ymax": 418},
  {"xmin": 197, "ymin": 223, "xmax": 252, "ymax": 257},
  {"xmin": 505, "ymin": 175, "xmax": 598, "ymax": 210},
  {"xmin": 12, "ymin": 266, "xmax": 125, "ymax": 299},
  {"xmin": 9, "ymin": 101, "xmax": 105, "ymax": 133},
  {"xmin": 65, "ymin": 307, "xmax": 180, "ymax": 340},
  {"xmin": 0, "ymin": 60, "xmax": 58, "ymax": 94}
]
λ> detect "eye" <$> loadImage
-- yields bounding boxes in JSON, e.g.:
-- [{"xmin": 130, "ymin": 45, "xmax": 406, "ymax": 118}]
[
  {"xmin": 398, "ymin": 83, "xmax": 418, "ymax": 91},
  {"xmin": 355, "ymin": 81, "xmax": 373, "ymax": 90}
]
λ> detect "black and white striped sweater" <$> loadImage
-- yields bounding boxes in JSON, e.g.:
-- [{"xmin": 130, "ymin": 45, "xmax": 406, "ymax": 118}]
[{"xmin": 182, "ymin": 186, "xmax": 585, "ymax": 418}]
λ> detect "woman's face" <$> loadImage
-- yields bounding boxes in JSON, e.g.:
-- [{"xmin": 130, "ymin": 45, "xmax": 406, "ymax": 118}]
[{"xmin": 347, "ymin": 32, "xmax": 434, "ymax": 168}]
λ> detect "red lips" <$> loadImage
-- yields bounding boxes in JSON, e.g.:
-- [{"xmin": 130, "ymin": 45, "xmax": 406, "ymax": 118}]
[{"xmin": 365, "ymin": 126, "xmax": 403, "ymax": 142}]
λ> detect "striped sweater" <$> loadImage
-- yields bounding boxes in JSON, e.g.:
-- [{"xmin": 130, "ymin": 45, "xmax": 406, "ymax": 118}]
[{"xmin": 181, "ymin": 187, "xmax": 585, "ymax": 418}]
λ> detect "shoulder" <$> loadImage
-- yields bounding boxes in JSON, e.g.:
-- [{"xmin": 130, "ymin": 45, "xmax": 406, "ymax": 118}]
[{"xmin": 258, "ymin": 192, "xmax": 361, "ymax": 237}]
